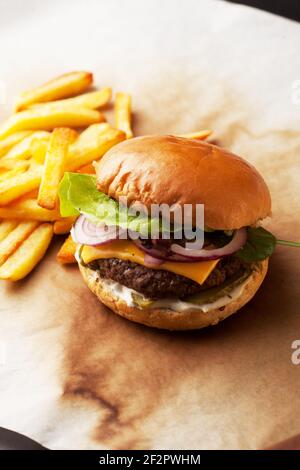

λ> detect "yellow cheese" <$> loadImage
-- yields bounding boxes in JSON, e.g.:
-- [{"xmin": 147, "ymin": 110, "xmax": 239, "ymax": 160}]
[{"xmin": 81, "ymin": 240, "xmax": 219, "ymax": 285}]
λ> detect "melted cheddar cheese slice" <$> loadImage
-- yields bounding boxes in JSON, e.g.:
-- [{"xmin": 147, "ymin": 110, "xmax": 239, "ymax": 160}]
[{"xmin": 81, "ymin": 240, "xmax": 220, "ymax": 285}]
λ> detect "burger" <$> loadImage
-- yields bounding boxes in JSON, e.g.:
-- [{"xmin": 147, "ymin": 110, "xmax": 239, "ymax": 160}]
[{"xmin": 59, "ymin": 135, "xmax": 277, "ymax": 330}]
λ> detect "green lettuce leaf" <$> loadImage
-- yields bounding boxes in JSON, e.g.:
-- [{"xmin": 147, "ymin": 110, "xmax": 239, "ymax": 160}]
[
  {"xmin": 58, "ymin": 172, "xmax": 164, "ymax": 236},
  {"xmin": 236, "ymin": 226, "xmax": 276, "ymax": 262}
]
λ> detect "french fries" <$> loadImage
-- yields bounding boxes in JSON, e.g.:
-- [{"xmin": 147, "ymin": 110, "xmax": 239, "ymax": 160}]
[
  {"xmin": 31, "ymin": 136, "xmax": 50, "ymax": 164},
  {"xmin": 178, "ymin": 130, "xmax": 212, "ymax": 140},
  {"xmin": 77, "ymin": 163, "xmax": 95, "ymax": 174},
  {"xmin": 0, "ymin": 166, "xmax": 43, "ymax": 206},
  {"xmin": 15, "ymin": 71, "xmax": 93, "ymax": 111},
  {"xmin": 53, "ymin": 217, "xmax": 76, "ymax": 235},
  {"xmin": 0, "ymin": 131, "xmax": 33, "ymax": 158},
  {"xmin": 0, "ymin": 220, "xmax": 18, "ymax": 242},
  {"xmin": 0, "ymin": 221, "xmax": 38, "ymax": 266},
  {"xmin": 28, "ymin": 87, "xmax": 112, "ymax": 111},
  {"xmin": 0, "ymin": 107, "xmax": 105, "ymax": 140},
  {"xmin": 38, "ymin": 128, "xmax": 77, "ymax": 210},
  {"xmin": 2, "ymin": 131, "xmax": 50, "ymax": 161},
  {"xmin": 66, "ymin": 124, "xmax": 126, "ymax": 171},
  {"xmin": 57, "ymin": 235, "xmax": 77, "ymax": 264},
  {"xmin": 115, "ymin": 92, "xmax": 133, "ymax": 138},
  {"xmin": 67, "ymin": 123, "xmax": 126, "ymax": 170},
  {"xmin": 0, "ymin": 223, "xmax": 53, "ymax": 280},
  {"xmin": 0, "ymin": 199, "xmax": 60, "ymax": 221},
  {"xmin": 1, "ymin": 70, "xmax": 207, "ymax": 281},
  {"xmin": 0, "ymin": 168, "xmax": 26, "ymax": 181},
  {"xmin": 0, "ymin": 159, "xmax": 30, "ymax": 171}
]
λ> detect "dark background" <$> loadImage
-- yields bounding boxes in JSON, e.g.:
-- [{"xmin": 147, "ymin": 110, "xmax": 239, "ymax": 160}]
[{"xmin": 227, "ymin": 0, "xmax": 300, "ymax": 22}]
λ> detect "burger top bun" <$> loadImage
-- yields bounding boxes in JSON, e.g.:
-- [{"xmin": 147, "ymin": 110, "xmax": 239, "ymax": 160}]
[{"xmin": 95, "ymin": 135, "xmax": 271, "ymax": 230}]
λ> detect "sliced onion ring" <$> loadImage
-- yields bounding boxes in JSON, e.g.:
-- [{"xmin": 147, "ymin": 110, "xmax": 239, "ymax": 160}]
[
  {"xmin": 144, "ymin": 253, "xmax": 164, "ymax": 267},
  {"xmin": 170, "ymin": 227, "xmax": 247, "ymax": 260},
  {"xmin": 71, "ymin": 214, "xmax": 125, "ymax": 246}
]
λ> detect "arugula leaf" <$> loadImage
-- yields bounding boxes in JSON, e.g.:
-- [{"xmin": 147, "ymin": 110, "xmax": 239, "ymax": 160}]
[
  {"xmin": 276, "ymin": 239, "xmax": 300, "ymax": 247},
  {"xmin": 236, "ymin": 226, "xmax": 276, "ymax": 262}
]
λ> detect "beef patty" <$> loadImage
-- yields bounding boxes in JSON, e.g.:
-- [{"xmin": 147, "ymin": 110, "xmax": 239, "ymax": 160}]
[{"xmin": 88, "ymin": 256, "xmax": 245, "ymax": 299}]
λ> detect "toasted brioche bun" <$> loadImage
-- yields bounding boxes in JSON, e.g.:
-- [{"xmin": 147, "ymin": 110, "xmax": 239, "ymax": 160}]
[
  {"xmin": 79, "ymin": 259, "xmax": 268, "ymax": 330},
  {"xmin": 95, "ymin": 135, "xmax": 271, "ymax": 230}
]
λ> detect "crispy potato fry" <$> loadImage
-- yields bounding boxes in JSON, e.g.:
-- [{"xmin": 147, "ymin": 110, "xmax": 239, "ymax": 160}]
[
  {"xmin": 0, "ymin": 166, "xmax": 42, "ymax": 205},
  {"xmin": 115, "ymin": 92, "xmax": 133, "ymax": 138},
  {"xmin": 53, "ymin": 217, "xmax": 76, "ymax": 235},
  {"xmin": 0, "ymin": 131, "xmax": 33, "ymax": 158},
  {"xmin": 38, "ymin": 128, "xmax": 77, "ymax": 210},
  {"xmin": 0, "ymin": 107, "xmax": 105, "ymax": 140},
  {"xmin": 0, "ymin": 223, "xmax": 53, "ymax": 280},
  {"xmin": 67, "ymin": 123, "xmax": 126, "ymax": 170},
  {"xmin": 2, "ymin": 131, "xmax": 50, "ymax": 161},
  {"xmin": 31, "ymin": 137, "xmax": 49, "ymax": 164},
  {"xmin": 14, "ymin": 71, "xmax": 93, "ymax": 111},
  {"xmin": 19, "ymin": 189, "xmax": 39, "ymax": 200},
  {"xmin": 177, "ymin": 130, "xmax": 212, "ymax": 140},
  {"xmin": 0, "ymin": 220, "xmax": 38, "ymax": 266},
  {"xmin": 0, "ymin": 199, "xmax": 59, "ymax": 221},
  {"xmin": 77, "ymin": 163, "xmax": 95, "ymax": 174},
  {"xmin": 57, "ymin": 235, "xmax": 77, "ymax": 264},
  {"xmin": 0, "ymin": 167, "xmax": 26, "ymax": 181},
  {"xmin": 0, "ymin": 159, "xmax": 30, "ymax": 171},
  {"xmin": 28, "ymin": 87, "xmax": 112, "ymax": 111},
  {"xmin": 0, "ymin": 220, "xmax": 18, "ymax": 242}
]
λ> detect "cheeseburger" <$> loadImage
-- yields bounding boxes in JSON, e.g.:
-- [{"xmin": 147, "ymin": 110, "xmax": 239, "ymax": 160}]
[{"xmin": 59, "ymin": 135, "xmax": 277, "ymax": 330}]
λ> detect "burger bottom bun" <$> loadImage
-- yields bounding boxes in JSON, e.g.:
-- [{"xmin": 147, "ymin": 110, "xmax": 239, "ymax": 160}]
[{"xmin": 79, "ymin": 259, "xmax": 268, "ymax": 330}]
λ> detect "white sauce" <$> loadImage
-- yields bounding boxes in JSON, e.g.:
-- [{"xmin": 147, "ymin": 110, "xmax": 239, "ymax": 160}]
[
  {"xmin": 100, "ymin": 276, "xmax": 250, "ymax": 313},
  {"xmin": 77, "ymin": 245, "xmax": 250, "ymax": 313}
]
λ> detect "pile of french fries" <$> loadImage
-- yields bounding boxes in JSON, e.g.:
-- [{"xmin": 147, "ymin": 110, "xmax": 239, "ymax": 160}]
[{"xmin": 0, "ymin": 70, "xmax": 211, "ymax": 281}]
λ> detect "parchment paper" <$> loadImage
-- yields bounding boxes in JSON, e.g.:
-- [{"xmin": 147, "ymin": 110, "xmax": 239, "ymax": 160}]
[{"xmin": 0, "ymin": 0, "xmax": 299, "ymax": 450}]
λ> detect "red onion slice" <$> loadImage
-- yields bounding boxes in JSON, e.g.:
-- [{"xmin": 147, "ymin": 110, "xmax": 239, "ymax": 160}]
[
  {"xmin": 144, "ymin": 253, "xmax": 164, "ymax": 267},
  {"xmin": 171, "ymin": 227, "xmax": 247, "ymax": 260},
  {"xmin": 71, "ymin": 214, "xmax": 125, "ymax": 246}
]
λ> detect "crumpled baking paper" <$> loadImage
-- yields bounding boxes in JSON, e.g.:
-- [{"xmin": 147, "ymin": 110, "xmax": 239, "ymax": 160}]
[{"xmin": 0, "ymin": 0, "xmax": 299, "ymax": 450}]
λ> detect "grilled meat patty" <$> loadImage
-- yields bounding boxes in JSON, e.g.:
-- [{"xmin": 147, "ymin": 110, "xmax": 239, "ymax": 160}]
[{"xmin": 87, "ymin": 256, "xmax": 244, "ymax": 299}]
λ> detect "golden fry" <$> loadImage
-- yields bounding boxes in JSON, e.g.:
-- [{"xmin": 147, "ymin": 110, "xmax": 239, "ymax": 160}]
[
  {"xmin": 0, "ymin": 223, "xmax": 53, "ymax": 280},
  {"xmin": 0, "ymin": 220, "xmax": 18, "ymax": 242},
  {"xmin": 0, "ymin": 107, "xmax": 105, "ymax": 140},
  {"xmin": 15, "ymin": 71, "xmax": 93, "ymax": 111},
  {"xmin": 0, "ymin": 131, "xmax": 33, "ymax": 158},
  {"xmin": 0, "ymin": 159, "xmax": 30, "ymax": 171},
  {"xmin": 115, "ymin": 92, "xmax": 133, "ymax": 139},
  {"xmin": 2, "ymin": 131, "xmax": 50, "ymax": 162},
  {"xmin": 57, "ymin": 235, "xmax": 77, "ymax": 264},
  {"xmin": 19, "ymin": 189, "xmax": 39, "ymax": 200},
  {"xmin": 0, "ymin": 166, "xmax": 42, "ymax": 205},
  {"xmin": 53, "ymin": 217, "xmax": 76, "ymax": 235},
  {"xmin": 0, "ymin": 220, "xmax": 38, "ymax": 266},
  {"xmin": 77, "ymin": 163, "xmax": 95, "ymax": 174},
  {"xmin": 28, "ymin": 87, "xmax": 112, "ymax": 111},
  {"xmin": 38, "ymin": 128, "xmax": 77, "ymax": 210},
  {"xmin": 0, "ymin": 167, "xmax": 26, "ymax": 181},
  {"xmin": 31, "ymin": 138, "xmax": 49, "ymax": 164},
  {"xmin": 67, "ymin": 124, "xmax": 126, "ymax": 170},
  {"xmin": 177, "ymin": 130, "xmax": 212, "ymax": 140},
  {"xmin": 0, "ymin": 199, "xmax": 59, "ymax": 221}
]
